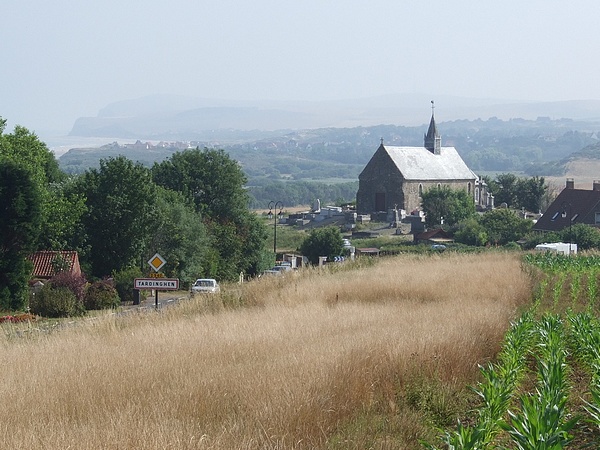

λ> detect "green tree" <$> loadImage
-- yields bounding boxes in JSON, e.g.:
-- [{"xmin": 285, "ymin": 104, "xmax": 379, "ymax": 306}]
[
  {"xmin": 421, "ymin": 186, "xmax": 475, "ymax": 227},
  {"xmin": 0, "ymin": 119, "xmax": 86, "ymax": 253},
  {"xmin": 146, "ymin": 187, "xmax": 213, "ymax": 283},
  {"xmin": 0, "ymin": 160, "xmax": 42, "ymax": 310},
  {"xmin": 479, "ymin": 208, "xmax": 532, "ymax": 245},
  {"xmin": 152, "ymin": 148, "xmax": 269, "ymax": 280},
  {"xmin": 0, "ymin": 120, "xmax": 63, "ymax": 186},
  {"xmin": 488, "ymin": 173, "xmax": 548, "ymax": 212},
  {"xmin": 78, "ymin": 156, "xmax": 156, "ymax": 277},
  {"xmin": 516, "ymin": 176, "xmax": 547, "ymax": 213},
  {"xmin": 491, "ymin": 173, "xmax": 519, "ymax": 207},
  {"xmin": 39, "ymin": 180, "xmax": 87, "ymax": 250},
  {"xmin": 152, "ymin": 148, "xmax": 248, "ymax": 220},
  {"xmin": 299, "ymin": 227, "xmax": 343, "ymax": 265}
]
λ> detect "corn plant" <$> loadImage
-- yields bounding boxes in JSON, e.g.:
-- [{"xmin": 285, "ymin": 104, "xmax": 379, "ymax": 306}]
[
  {"xmin": 500, "ymin": 315, "xmax": 578, "ymax": 450},
  {"xmin": 501, "ymin": 394, "xmax": 577, "ymax": 450},
  {"xmin": 552, "ymin": 272, "xmax": 566, "ymax": 308},
  {"xmin": 567, "ymin": 312, "xmax": 600, "ymax": 364},
  {"xmin": 421, "ymin": 420, "xmax": 483, "ymax": 450},
  {"xmin": 587, "ymin": 269, "xmax": 598, "ymax": 312},
  {"xmin": 532, "ymin": 277, "xmax": 548, "ymax": 311},
  {"xmin": 570, "ymin": 271, "xmax": 581, "ymax": 308},
  {"xmin": 568, "ymin": 312, "xmax": 600, "ymax": 431},
  {"xmin": 523, "ymin": 254, "xmax": 600, "ymax": 312},
  {"xmin": 583, "ymin": 369, "xmax": 600, "ymax": 431}
]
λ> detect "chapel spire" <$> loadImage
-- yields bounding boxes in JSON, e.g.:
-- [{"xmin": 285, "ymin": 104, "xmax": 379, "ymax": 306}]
[{"xmin": 424, "ymin": 100, "xmax": 441, "ymax": 155}]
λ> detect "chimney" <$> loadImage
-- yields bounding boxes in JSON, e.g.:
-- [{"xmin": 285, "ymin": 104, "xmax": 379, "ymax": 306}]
[
  {"xmin": 566, "ymin": 178, "xmax": 574, "ymax": 189},
  {"xmin": 594, "ymin": 180, "xmax": 600, "ymax": 192}
]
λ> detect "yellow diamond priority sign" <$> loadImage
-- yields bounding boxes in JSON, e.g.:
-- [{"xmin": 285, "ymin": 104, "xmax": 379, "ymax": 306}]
[{"xmin": 148, "ymin": 253, "xmax": 166, "ymax": 272}]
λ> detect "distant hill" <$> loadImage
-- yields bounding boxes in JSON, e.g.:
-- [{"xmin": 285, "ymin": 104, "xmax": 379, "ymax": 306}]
[
  {"xmin": 68, "ymin": 94, "xmax": 600, "ymax": 139},
  {"xmin": 60, "ymin": 116, "xmax": 600, "ymax": 182},
  {"xmin": 59, "ymin": 113, "xmax": 600, "ymax": 210},
  {"xmin": 535, "ymin": 142, "xmax": 600, "ymax": 189}
]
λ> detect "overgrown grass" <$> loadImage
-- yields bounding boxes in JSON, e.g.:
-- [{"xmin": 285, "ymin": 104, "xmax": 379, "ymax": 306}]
[{"xmin": 0, "ymin": 253, "xmax": 531, "ymax": 449}]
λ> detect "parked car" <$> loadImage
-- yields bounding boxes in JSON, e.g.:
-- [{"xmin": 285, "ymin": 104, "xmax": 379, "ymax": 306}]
[
  {"xmin": 262, "ymin": 265, "xmax": 292, "ymax": 276},
  {"xmin": 191, "ymin": 278, "xmax": 220, "ymax": 294},
  {"xmin": 262, "ymin": 269, "xmax": 282, "ymax": 276}
]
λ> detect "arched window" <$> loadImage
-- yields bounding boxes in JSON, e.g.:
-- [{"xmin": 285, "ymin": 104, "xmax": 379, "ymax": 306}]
[
  {"xmin": 468, "ymin": 182, "xmax": 472, "ymax": 195},
  {"xmin": 418, "ymin": 184, "xmax": 423, "ymax": 196},
  {"xmin": 475, "ymin": 187, "xmax": 479, "ymax": 203},
  {"xmin": 437, "ymin": 183, "xmax": 441, "ymax": 189}
]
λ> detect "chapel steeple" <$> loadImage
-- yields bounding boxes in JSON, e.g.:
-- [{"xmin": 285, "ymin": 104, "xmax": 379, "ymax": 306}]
[{"xmin": 424, "ymin": 100, "xmax": 441, "ymax": 155}]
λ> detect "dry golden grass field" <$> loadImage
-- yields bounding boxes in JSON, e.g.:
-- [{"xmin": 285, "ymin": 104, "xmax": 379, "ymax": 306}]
[{"xmin": 0, "ymin": 253, "xmax": 532, "ymax": 449}]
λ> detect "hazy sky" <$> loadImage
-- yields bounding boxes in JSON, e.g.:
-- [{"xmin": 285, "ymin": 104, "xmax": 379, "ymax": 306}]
[{"xmin": 3, "ymin": 0, "xmax": 600, "ymax": 135}]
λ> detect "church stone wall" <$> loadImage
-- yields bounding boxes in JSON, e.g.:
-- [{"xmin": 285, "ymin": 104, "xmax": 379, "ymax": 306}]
[
  {"xmin": 357, "ymin": 148, "xmax": 405, "ymax": 214},
  {"xmin": 403, "ymin": 180, "xmax": 475, "ymax": 214},
  {"xmin": 359, "ymin": 171, "xmax": 475, "ymax": 215}
]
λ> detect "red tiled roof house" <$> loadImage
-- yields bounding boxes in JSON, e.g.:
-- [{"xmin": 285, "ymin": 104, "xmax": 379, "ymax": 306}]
[{"xmin": 27, "ymin": 251, "xmax": 82, "ymax": 280}]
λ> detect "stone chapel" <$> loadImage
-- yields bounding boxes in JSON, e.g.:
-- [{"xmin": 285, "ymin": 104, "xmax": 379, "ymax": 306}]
[{"xmin": 356, "ymin": 106, "xmax": 492, "ymax": 215}]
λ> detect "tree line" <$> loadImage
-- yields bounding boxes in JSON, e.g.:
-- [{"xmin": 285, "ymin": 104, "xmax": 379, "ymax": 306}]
[
  {"xmin": 421, "ymin": 185, "xmax": 536, "ymax": 247},
  {"xmin": 421, "ymin": 183, "xmax": 600, "ymax": 250},
  {"xmin": 0, "ymin": 119, "xmax": 271, "ymax": 310}
]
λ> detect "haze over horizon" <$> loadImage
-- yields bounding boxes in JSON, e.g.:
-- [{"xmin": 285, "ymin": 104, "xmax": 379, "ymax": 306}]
[{"xmin": 3, "ymin": 1, "xmax": 600, "ymax": 139}]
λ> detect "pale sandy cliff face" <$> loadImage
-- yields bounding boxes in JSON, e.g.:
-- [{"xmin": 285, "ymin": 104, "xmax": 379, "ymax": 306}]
[{"xmin": 546, "ymin": 159, "xmax": 600, "ymax": 189}]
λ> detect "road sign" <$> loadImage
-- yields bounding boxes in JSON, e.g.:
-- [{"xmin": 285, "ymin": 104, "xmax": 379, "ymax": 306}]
[
  {"xmin": 148, "ymin": 253, "xmax": 166, "ymax": 272},
  {"xmin": 134, "ymin": 278, "xmax": 179, "ymax": 290}
]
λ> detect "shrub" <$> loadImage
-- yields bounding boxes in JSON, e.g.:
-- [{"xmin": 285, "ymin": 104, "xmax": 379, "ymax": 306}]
[
  {"xmin": 563, "ymin": 223, "xmax": 600, "ymax": 250},
  {"xmin": 30, "ymin": 285, "xmax": 85, "ymax": 318},
  {"xmin": 84, "ymin": 281, "xmax": 120, "ymax": 310},
  {"xmin": 521, "ymin": 231, "xmax": 562, "ymax": 250},
  {"xmin": 454, "ymin": 217, "xmax": 488, "ymax": 246},
  {"xmin": 299, "ymin": 226, "xmax": 343, "ymax": 264},
  {"xmin": 503, "ymin": 241, "xmax": 522, "ymax": 251},
  {"xmin": 112, "ymin": 266, "xmax": 143, "ymax": 303},
  {"xmin": 49, "ymin": 271, "xmax": 87, "ymax": 303}
]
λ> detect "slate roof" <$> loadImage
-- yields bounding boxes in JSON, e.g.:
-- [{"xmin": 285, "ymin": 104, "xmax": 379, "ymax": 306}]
[
  {"xmin": 27, "ymin": 251, "xmax": 82, "ymax": 279},
  {"xmin": 533, "ymin": 186, "xmax": 600, "ymax": 232},
  {"xmin": 383, "ymin": 145, "xmax": 477, "ymax": 181}
]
